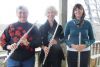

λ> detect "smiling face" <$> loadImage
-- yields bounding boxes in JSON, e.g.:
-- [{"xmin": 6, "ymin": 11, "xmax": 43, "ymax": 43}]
[
  {"xmin": 45, "ymin": 6, "xmax": 57, "ymax": 23},
  {"xmin": 72, "ymin": 4, "xmax": 85, "ymax": 20},
  {"xmin": 16, "ymin": 6, "xmax": 28, "ymax": 23},
  {"xmin": 47, "ymin": 10, "xmax": 56, "ymax": 22},
  {"xmin": 74, "ymin": 8, "xmax": 83, "ymax": 20}
]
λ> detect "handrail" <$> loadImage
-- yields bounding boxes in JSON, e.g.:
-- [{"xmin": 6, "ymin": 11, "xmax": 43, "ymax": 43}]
[{"xmin": 90, "ymin": 40, "xmax": 100, "ymax": 67}]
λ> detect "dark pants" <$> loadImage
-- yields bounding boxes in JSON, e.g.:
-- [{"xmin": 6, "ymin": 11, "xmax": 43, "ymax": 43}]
[
  {"xmin": 40, "ymin": 45, "xmax": 65, "ymax": 67},
  {"xmin": 67, "ymin": 51, "xmax": 90, "ymax": 67},
  {"xmin": 42, "ymin": 59, "xmax": 61, "ymax": 67}
]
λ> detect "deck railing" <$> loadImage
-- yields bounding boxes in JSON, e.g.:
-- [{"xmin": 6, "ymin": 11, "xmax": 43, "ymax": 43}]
[
  {"xmin": 90, "ymin": 41, "xmax": 100, "ymax": 67},
  {"xmin": 1, "ymin": 42, "xmax": 100, "ymax": 67}
]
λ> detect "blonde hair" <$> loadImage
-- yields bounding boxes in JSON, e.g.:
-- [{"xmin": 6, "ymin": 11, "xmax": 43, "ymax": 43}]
[{"xmin": 45, "ymin": 6, "xmax": 57, "ymax": 16}]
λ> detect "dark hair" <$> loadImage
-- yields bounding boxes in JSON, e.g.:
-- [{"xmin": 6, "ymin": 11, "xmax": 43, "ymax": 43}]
[{"xmin": 72, "ymin": 3, "xmax": 85, "ymax": 19}]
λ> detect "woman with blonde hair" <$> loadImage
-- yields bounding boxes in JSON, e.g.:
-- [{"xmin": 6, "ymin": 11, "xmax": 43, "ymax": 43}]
[{"xmin": 39, "ymin": 6, "xmax": 65, "ymax": 67}]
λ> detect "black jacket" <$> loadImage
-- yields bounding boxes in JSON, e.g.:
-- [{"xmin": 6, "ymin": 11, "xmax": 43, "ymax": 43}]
[{"xmin": 39, "ymin": 20, "xmax": 65, "ymax": 63}]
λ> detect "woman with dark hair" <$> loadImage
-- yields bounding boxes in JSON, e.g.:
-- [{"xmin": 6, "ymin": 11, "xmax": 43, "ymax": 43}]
[{"xmin": 64, "ymin": 3, "xmax": 95, "ymax": 67}]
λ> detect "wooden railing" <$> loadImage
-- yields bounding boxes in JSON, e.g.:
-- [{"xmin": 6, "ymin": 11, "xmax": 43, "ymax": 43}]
[
  {"xmin": 90, "ymin": 41, "xmax": 100, "ymax": 67},
  {"xmin": 1, "ymin": 42, "xmax": 100, "ymax": 67}
]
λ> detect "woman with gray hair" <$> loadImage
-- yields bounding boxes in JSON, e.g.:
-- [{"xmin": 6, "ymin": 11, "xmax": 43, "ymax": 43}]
[
  {"xmin": 0, "ymin": 6, "xmax": 41, "ymax": 67},
  {"xmin": 39, "ymin": 6, "xmax": 65, "ymax": 67}
]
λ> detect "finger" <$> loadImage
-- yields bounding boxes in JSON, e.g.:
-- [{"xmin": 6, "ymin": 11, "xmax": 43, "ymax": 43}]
[
  {"xmin": 10, "ymin": 45, "xmax": 14, "ymax": 50},
  {"xmin": 45, "ymin": 48, "xmax": 48, "ymax": 52},
  {"xmin": 7, "ymin": 45, "xmax": 12, "ymax": 50},
  {"xmin": 13, "ymin": 44, "xmax": 18, "ymax": 49},
  {"xmin": 11, "ymin": 45, "xmax": 15, "ymax": 50},
  {"xmin": 11, "ymin": 43, "xmax": 17, "ymax": 50}
]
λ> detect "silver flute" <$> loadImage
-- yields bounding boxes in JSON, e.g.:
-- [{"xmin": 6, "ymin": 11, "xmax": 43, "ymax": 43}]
[
  {"xmin": 42, "ymin": 23, "xmax": 59, "ymax": 65},
  {"xmin": 3, "ymin": 21, "xmax": 37, "ymax": 63},
  {"xmin": 77, "ymin": 32, "xmax": 81, "ymax": 67}
]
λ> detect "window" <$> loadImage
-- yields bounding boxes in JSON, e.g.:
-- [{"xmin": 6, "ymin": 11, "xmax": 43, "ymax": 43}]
[{"xmin": 0, "ymin": 0, "xmax": 59, "ymax": 24}]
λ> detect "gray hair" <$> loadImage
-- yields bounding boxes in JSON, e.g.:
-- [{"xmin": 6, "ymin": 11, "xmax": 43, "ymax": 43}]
[
  {"xmin": 16, "ymin": 6, "xmax": 28, "ymax": 13},
  {"xmin": 45, "ymin": 6, "xmax": 57, "ymax": 16}
]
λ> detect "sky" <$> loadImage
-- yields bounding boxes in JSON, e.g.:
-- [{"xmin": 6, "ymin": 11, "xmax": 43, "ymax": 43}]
[{"xmin": 0, "ymin": 0, "xmax": 86, "ymax": 24}]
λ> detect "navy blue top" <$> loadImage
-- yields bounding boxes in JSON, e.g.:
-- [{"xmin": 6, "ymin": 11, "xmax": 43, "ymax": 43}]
[
  {"xmin": 64, "ymin": 19, "xmax": 95, "ymax": 47},
  {"xmin": 0, "ymin": 21, "xmax": 41, "ymax": 61}
]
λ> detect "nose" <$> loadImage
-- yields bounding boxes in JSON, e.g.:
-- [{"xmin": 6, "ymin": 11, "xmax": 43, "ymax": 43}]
[{"xmin": 20, "ymin": 13, "xmax": 25, "ymax": 17}]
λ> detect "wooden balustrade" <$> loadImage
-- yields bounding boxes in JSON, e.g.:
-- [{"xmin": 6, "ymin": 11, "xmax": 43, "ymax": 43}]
[{"xmin": 90, "ymin": 41, "xmax": 100, "ymax": 67}]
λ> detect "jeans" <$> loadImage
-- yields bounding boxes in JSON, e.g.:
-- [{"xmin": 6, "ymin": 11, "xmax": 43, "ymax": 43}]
[{"xmin": 7, "ymin": 56, "xmax": 35, "ymax": 67}]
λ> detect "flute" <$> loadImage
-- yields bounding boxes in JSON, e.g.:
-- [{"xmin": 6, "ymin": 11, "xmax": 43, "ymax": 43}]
[
  {"xmin": 42, "ymin": 23, "xmax": 59, "ymax": 65},
  {"xmin": 3, "ymin": 21, "xmax": 37, "ymax": 63},
  {"xmin": 77, "ymin": 32, "xmax": 81, "ymax": 67}
]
